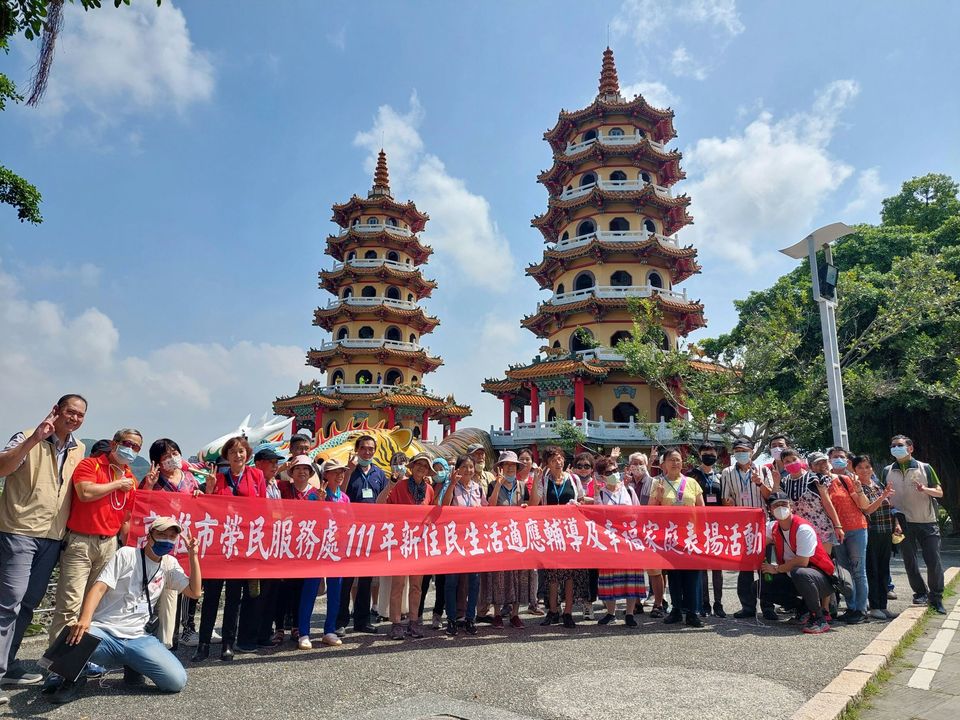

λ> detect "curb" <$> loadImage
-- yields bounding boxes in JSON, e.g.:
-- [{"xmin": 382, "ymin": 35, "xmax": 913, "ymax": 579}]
[{"xmin": 789, "ymin": 565, "xmax": 959, "ymax": 720}]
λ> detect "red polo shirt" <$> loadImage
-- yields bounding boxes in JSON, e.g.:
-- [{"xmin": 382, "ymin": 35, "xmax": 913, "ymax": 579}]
[{"xmin": 68, "ymin": 455, "xmax": 136, "ymax": 536}]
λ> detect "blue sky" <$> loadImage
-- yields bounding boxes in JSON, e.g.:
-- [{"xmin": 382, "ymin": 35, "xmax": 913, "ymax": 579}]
[{"xmin": 2, "ymin": 0, "xmax": 958, "ymax": 453}]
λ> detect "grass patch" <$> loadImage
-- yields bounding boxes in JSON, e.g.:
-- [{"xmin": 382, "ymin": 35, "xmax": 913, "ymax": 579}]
[{"xmin": 837, "ymin": 572, "xmax": 959, "ymax": 720}]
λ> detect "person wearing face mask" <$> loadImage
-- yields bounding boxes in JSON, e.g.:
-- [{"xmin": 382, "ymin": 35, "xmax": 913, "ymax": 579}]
[
  {"xmin": 720, "ymin": 437, "xmax": 776, "ymax": 621},
  {"xmin": 338, "ymin": 435, "xmax": 387, "ymax": 635},
  {"xmin": 825, "ymin": 447, "xmax": 877, "ymax": 624},
  {"xmin": 47, "ymin": 517, "xmax": 202, "ymax": 704},
  {"xmin": 797, "ymin": 453, "xmax": 845, "ymax": 556},
  {"xmin": 689, "ymin": 442, "xmax": 726, "ymax": 618},
  {"xmin": 881, "ymin": 435, "xmax": 946, "ymax": 614},
  {"xmin": 467, "ymin": 443, "xmax": 497, "ymax": 623},
  {"xmin": 479, "ymin": 451, "xmax": 533, "ymax": 629},
  {"xmin": 515, "ymin": 448, "xmax": 545, "ymax": 615},
  {"xmin": 47, "ymin": 428, "xmax": 139, "ymax": 655},
  {"xmin": 593, "ymin": 455, "xmax": 645, "ymax": 627},
  {"xmin": 140, "ymin": 439, "xmax": 206, "ymax": 649},
  {"xmin": 763, "ymin": 434, "xmax": 793, "ymax": 479},
  {"xmin": 760, "ymin": 493, "xmax": 835, "ymax": 634},
  {"xmin": 439, "ymin": 455, "xmax": 486, "ymax": 636},
  {"xmin": 853, "ymin": 455, "xmax": 900, "ymax": 620}
]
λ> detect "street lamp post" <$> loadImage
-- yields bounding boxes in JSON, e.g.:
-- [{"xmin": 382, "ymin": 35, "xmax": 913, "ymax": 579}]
[{"xmin": 780, "ymin": 222, "xmax": 854, "ymax": 449}]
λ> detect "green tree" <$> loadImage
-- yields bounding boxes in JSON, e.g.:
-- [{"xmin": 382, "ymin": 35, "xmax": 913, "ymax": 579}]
[{"xmin": 881, "ymin": 173, "xmax": 960, "ymax": 233}]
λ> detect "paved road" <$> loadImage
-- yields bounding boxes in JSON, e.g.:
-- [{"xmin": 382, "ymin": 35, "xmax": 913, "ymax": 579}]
[
  {"xmin": 6, "ymin": 552, "xmax": 957, "ymax": 720},
  {"xmin": 860, "ymin": 582, "xmax": 960, "ymax": 720}
]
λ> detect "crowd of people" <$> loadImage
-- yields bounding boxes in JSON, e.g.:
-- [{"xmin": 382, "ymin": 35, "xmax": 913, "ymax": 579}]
[{"xmin": 0, "ymin": 394, "xmax": 949, "ymax": 705}]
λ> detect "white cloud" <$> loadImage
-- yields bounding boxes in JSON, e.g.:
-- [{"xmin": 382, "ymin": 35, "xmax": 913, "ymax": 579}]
[
  {"xmin": 682, "ymin": 80, "xmax": 860, "ymax": 270},
  {"xmin": 327, "ymin": 26, "xmax": 347, "ymax": 51},
  {"xmin": 842, "ymin": 168, "xmax": 887, "ymax": 222},
  {"xmin": 40, "ymin": 1, "xmax": 214, "ymax": 118},
  {"xmin": 19, "ymin": 261, "xmax": 102, "ymax": 289},
  {"xmin": 683, "ymin": 0, "xmax": 745, "ymax": 37},
  {"xmin": 620, "ymin": 81, "xmax": 678, "ymax": 109},
  {"xmin": 353, "ymin": 94, "xmax": 517, "ymax": 292},
  {"xmin": 670, "ymin": 46, "xmax": 708, "ymax": 80},
  {"xmin": 0, "ymin": 257, "xmax": 315, "ymax": 456}
]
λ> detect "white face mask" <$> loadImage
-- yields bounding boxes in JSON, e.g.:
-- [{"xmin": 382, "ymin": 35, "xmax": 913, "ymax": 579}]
[
  {"xmin": 392, "ymin": 464, "xmax": 407, "ymax": 475},
  {"xmin": 161, "ymin": 454, "xmax": 181, "ymax": 472},
  {"xmin": 605, "ymin": 472, "xmax": 621, "ymax": 487},
  {"xmin": 772, "ymin": 506, "xmax": 791, "ymax": 521},
  {"xmin": 771, "ymin": 447, "xmax": 784, "ymax": 460}
]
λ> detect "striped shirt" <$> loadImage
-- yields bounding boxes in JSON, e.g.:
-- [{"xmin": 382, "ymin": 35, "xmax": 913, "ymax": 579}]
[{"xmin": 720, "ymin": 464, "xmax": 772, "ymax": 508}]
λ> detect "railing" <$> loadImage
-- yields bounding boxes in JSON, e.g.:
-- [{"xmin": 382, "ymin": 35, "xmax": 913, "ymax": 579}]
[
  {"xmin": 558, "ymin": 180, "xmax": 672, "ymax": 201},
  {"xmin": 325, "ymin": 296, "xmax": 418, "ymax": 311},
  {"xmin": 574, "ymin": 347, "xmax": 626, "ymax": 362},
  {"xmin": 319, "ymin": 383, "xmax": 388, "ymax": 395},
  {"xmin": 490, "ymin": 417, "xmax": 675, "ymax": 443},
  {"xmin": 551, "ymin": 229, "xmax": 679, "ymax": 251},
  {"xmin": 545, "ymin": 284, "xmax": 688, "ymax": 306},
  {"xmin": 339, "ymin": 223, "xmax": 413, "ymax": 237},
  {"xmin": 564, "ymin": 133, "xmax": 666, "ymax": 156},
  {"xmin": 330, "ymin": 258, "xmax": 415, "ymax": 272},
  {"xmin": 318, "ymin": 338, "xmax": 425, "ymax": 353}
]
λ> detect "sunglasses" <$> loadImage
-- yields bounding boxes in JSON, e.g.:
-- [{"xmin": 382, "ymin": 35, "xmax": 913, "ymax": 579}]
[
  {"xmin": 119, "ymin": 439, "xmax": 142, "ymax": 453},
  {"xmin": 574, "ymin": 464, "xmax": 592, "ymax": 469}
]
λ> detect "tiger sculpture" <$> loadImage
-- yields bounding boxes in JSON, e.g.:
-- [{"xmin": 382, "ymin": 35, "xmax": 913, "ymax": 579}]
[{"xmin": 289, "ymin": 419, "xmax": 495, "ymax": 473}]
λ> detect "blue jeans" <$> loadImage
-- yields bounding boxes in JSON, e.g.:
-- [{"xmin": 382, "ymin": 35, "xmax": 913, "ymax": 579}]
[
  {"xmin": 444, "ymin": 573, "xmax": 480, "ymax": 622},
  {"xmin": 0, "ymin": 532, "xmax": 62, "ymax": 676},
  {"xmin": 299, "ymin": 577, "xmax": 341, "ymax": 637},
  {"xmin": 87, "ymin": 626, "xmax": 186, "ymax": 692},
  {"xmin": 834, "ymin": 528, "xmax": 868, "ymax": 611}
]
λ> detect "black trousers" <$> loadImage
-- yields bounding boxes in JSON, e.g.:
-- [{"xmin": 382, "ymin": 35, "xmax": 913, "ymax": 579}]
[
  {"xmin": 337, "ymin": 576, "xmax": 373, "ymax": 629},
  {"xmin": 666, "ymin": 570, "xmax": 701, "ymax": 615},
  {"xmin": 737, "ymin": 571, "xmax": 774, "ymax": 612},
  {"xmin": 865, "ymin": 529, "xmax": 892, "ymax": 611},
  {"xmin": 418, "ymin": 574, "xmax": 446, "ymax": 618},
  {"xmin": 235, "ymin": 580, "xmax": 265, "ymax": 648},
  {"xmin": 700, "ymin": 570, "xmax": 723, "ymax": 606},
  {"xmin": 198, "ymin": 578, "xmax": 244, "ymax": 645},
  {"xmin": 277, "ymin": 579, "xmax": 303, "ymax": 630}
]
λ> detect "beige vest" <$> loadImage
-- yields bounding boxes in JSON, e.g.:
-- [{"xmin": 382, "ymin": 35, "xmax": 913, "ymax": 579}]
[
  {"xmin": 0, "ymin": 430, "xmax": 84, "ymax": 539},
  {"xmin": 886, "ymin": 461, "xmax": 938, "ymax": 524}
]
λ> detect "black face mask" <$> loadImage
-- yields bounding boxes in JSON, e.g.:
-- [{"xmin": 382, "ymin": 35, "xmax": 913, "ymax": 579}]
[{"xmin": 701, "ymin": 455, "xmax": 718, "ymax": 467}]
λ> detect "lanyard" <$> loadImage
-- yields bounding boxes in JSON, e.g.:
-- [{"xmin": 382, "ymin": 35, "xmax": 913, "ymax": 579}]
[
  {"xmin": 551, "ymin": 477, "xmax": 570, "ymax": 504},
  {"xmin": 499, "ymin": 482, "xmax": 518, "ymax": 506},
  {"xmin": 601, "ymin": 487, "xmax": 625, "ymax": 505},
  {"xmin": 662, "ymin": 476, "xmax": 688, "ymax": 505},
  {"xmin": 140, "ymin": 549, "xmax": 161, "ymax": 615},
  {"xmin": 735, "ymin": 467, "xmax": 752, "ymax": 491},
  {"xmin": 225, "ymin": 469, "xmax": 245, "ymax": 496}
]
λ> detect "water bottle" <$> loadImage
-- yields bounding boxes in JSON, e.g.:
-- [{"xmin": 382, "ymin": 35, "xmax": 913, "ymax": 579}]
[{"xmin": 762, "ymin": 543, "xmax": 777, "ymax": 583}]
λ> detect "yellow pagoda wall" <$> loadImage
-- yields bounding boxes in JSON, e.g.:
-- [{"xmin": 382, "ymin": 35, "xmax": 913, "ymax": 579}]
[
  {"xmin": 548, "ymin": 261, "xmax": 676, "ymax": 293},
  {"xmin": 557, "ymin": 209, "xmax": 668, "ymax": 238},
  {"xmin": 330, "ymin": 319, "xmax": 422, "ymax": 343},
  {"xmin": 324, "ymin": 359, "xmax": 428, "ymax": 386},
  {"xmin": 332, "ymin": 280, "xmax": 421, "ymax": 302},
  {"xmin": 546, "ymin": 321, "xmax": 678, "ymax": 352},
  {"xmin": 541, "ymin": 374, "xmax": 671, "ymax": 424}
]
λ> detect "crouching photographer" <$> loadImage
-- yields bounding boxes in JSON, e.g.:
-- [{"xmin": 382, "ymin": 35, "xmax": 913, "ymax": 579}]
[{"xmin": 48, "ymin": 517, "xmax": 201, "ymax": 704}]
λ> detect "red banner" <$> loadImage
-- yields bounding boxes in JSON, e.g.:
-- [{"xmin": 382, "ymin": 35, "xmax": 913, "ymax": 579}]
[{"xmin": 129, "ymin": 494, "xmax": 765, "ymax": 579}]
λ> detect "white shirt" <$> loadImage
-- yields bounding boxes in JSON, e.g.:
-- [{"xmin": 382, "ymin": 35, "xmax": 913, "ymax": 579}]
[
  {"xmin": 766, "ymin": 520, "xmax": 817, "ymax": 560},
  {"xmin": 92, "ymin": 546, "xmax": 189, "ymax": 639}
]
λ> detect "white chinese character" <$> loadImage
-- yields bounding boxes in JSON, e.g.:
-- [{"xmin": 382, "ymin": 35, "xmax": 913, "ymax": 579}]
[
  {"xmin": 662, "ymin": 521, "xmax": 680, "ymax": 553},
  {"xmin": 465, "ymin": 522, "xmax": 484, "ymax": 556},
  {"xmin": 488, "ymin": 521, "xmax": 504, "ymax": 554},
  {"xmin": 504, "ymin": 520, "xmax": 526, "ymax": 553},
  {"xmin": 642, "ymin": 520, "xmax": 663, "ymax": 552},
  {"xmin": 318, "ymin": 519, "xmax": 341, "ymax": 561},
  {"xmin": 442, "ymin": 521, "xmax": 465, "ymax": 556},
  {"xmin": 543, "ymin": 519, "xmax": 567, "ymax": 552},
  {"xmin": 296, "ymin": 519, "xmax": 321, "ymax": 559},
  {"xmin": 423, "ymin": 523, "xmax": 441, "ymax": 557},
  {"xmin": 563, "ymin": 517, "xmax": 584, "ymax": 552},
  {"xmin": 245, "ymin": 517, "xmax": 269, "ymax": 559},
  {"xmin": 400, "ymin": 521, "xmax": 423, "ymax": 560},
  {"xmin": 585, "ymin": 520, "xmax": 608, "ymax": 551},
  {"xmin": 703, "ymin": 521, "xmax": 727, "ymax": 556},
  {"xmin": 195, "ymin": 514, "xmax": 219, "ymax": 558},
  {"xmin": 380, "ymin": 522, "xmax": 398, "ymax": 561},
  {"xmin": 682, "ymin": 521, "xmax": 703, "ymax": 555},
  {"xmin": 743, "ymin": 521, "xmax": 763, "ymax": 556},
  {"xmin": 619, "ymin": 520, "xmax": 644, "ymax": 551},
  {"xmin": 602, "ymin": 520, "xmax": 622, "ymax": 552},
  {"xmin": 268, "ymin": 518, "xmax": 295, "ymax": 559},
  {"xmin": 726, "ymin": 523, "xmax": 744, "ymax": 557},
  {"xmin": 219, "ymin": 514, "xmax": 244, "ymax": 560},
  {"xmin": 523, "ymin": 519, "xmax": 546, "ymax": 552}
]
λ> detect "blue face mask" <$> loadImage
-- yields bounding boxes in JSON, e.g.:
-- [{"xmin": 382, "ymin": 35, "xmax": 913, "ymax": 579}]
[
  {"xmin": 891, "ymin": 446, "xmax": 909, "ymax": 459},
  {"xmin": 435, "ymin": 470, "xmax": 449, "ymax": 482},
  {"xmin": 115, "ymin": 445, "xmax": 137, "ymax": 465},
  {"xmin": 357, "ymin": 457, "xmax": 372, "ymax": 467},
  {"xmin": 503, "ymin": 473, "xmax": 517, "ymax": 485},
  {"xmin": 151, "ymin": 540, "xmax": 176, "ymax": 557},
  {"xmin": 734, "ymin": 451, "xmax": 751, "ymax": 465},
  {"xmin": 831, "ymin": 458, "xmax": 847, "ymax": 469}
]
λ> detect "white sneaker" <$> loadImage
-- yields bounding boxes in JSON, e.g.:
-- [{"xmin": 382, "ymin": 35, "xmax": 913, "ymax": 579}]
[
  {"xmin": 180, "ymin": 629, "xmax": 200, "ymax": 647},
  {"xmin": 321, "ymin": 632, "xmax": 342, "ymax": 647},
  {"xmin": 210, "ymin": 628, "xmax": 223, "ymax": 644},
  {"xmin": 298, "ymin": 636, "xmax": 312, "ymax": 650}
]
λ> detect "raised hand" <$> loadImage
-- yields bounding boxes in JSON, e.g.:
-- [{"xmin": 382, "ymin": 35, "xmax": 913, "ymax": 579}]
[
  {"xmin": 144, "ymin": 462, "xmax": 160, "ymax": 488},
  {"xmin": 751, "ymin": 467, "xmax": 763, "ymax": 486},
  {"xmin": 611, "ymin": 446, "xmax": 621, "ymax": 460},
  {"xmin": 116, "ymin": 476, "xmax": 135, "ymax": 493},
  {"xmin": 31, "ymin": 405, "xmax": 58, "ymax": 443},
  {"xmin": 183, "ymin": 530, "xmax": 199, "ymax": 555},
  {"xmin": 347, "ymin": 452, "xmax": 358, "ymax": 471}
]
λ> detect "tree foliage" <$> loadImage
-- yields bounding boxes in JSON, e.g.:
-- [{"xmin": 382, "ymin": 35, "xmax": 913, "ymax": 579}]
[{"xmin": 617, "ymin": 175, "xmax": 960, "ymax": 531}]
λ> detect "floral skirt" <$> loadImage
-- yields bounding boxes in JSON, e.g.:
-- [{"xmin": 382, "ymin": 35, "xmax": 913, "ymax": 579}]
[
  {"xmin": 795, "ymin": 495, "xmax": 838, "ymax": 545},
  {"xmin": 480, "ymin": 569, "xmax": 535, "ymax": 606},
  {"xmin": 542, "ymin": 569, "xmax": 591, "ymax": 600},
  {"xmin": 597, "ymin": 570, "xmax": 647, "ymax": 601}
]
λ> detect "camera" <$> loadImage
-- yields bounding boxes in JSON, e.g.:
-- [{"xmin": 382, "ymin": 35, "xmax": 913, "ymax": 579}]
[{"xmin": 143, "ymin": 613, "xmax": 160, "ymax": 635}]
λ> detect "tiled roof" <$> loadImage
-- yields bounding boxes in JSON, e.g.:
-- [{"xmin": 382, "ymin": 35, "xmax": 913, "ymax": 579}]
[
  {"xmin": 312, "ymin": 304, "xmax": 440, "ymax": 333},
  {"xmin": 272, "ymin": 394, "xmax": 345, "ymax": 411},
  {"xmin": 543, "ymin": 97, "xmax": 676, "ymax": 152},
  {"xmin": 537, "ymin": 143, "xmax": 684, "ymax": 191},
  {"xmin": 318, "ymin": 265, "xmax": 437, "ymax": 296},
  {"xmin": 306, "ymin": 346, "xmax": 443, "ymax": 373},
  {"xmin": 505, "ymin": 358, "xmax": 608, "ymax": 380},
  {"xmin": 521, "ymin": 295, "xmax": 706, "ymax": 337},
  {"xmin": 324, "ymin": 230, "xmax": 433, "ymax": 263},
  {"xmin": 330, "ymin": 195, "xmax": 429, "ymax": 232}
]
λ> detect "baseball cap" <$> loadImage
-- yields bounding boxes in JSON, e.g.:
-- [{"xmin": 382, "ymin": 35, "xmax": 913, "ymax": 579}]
[
  {"xmin": 466, "ymin": 443, "xmax": 484, "ymax": 454},
  {"xmin": 766, "ymin": 491, "xmax": 790, "ymax": 506},
  {"xmin": 732, "ymin": 437, "xmax": 753, "ymax": 450},
  {"xmin": 807, "ymin": 451, "xmax": 829, "ymax": 465},
  {"xmin": 149, "ymin": 516, "xmax": 182, "ymax": 533},
  {"xmin": 254, "ymin": 447, "xmax": 284, "ymax": 462}
]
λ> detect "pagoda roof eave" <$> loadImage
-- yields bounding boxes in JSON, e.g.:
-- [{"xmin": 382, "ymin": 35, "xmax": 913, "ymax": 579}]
[
  {"xmin": 318, "ymin": 266, "xmax": 437, "ymax": 296},
  {"xmin": 306, "ymin": 346, "xmax": 444, "ymax": 373},
  {"xmin": 544, "ymin": 96, "xmax": 677, "ymax": 151},
  {"xmin": 520, "ymin": 295, "xmax": 706, "ymax": 338},
  {"xmin": 525, "ymin": 239, "xmax": 701, "ymax": 287},
  {"xmin": 330, "ymin": 195, "xmax": 429, "ymax": 232},
  {"xmin": 505, "ymin": 357, "xmax": 609, "ymax": 381},
  {"xmin": 533, "ymin": 200, "xmax": 694, "ymax": 241},
  {"xmin": 324, "ymin": 230, "xmax": 434, "ymax": 263},
  {"xmin": 537, "ymin": 143, "xmax": 685, "ymax": 191},
  {"xmin": 273, "ymin": 393, "xmax": 345, "ymax": 412}
]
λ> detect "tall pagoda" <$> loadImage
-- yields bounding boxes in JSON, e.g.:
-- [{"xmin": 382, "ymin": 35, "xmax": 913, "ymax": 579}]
[
  {"xmin": 274, "ymin": 151, "xmax": 470, "ymax": 440},
  {"xmin": 482, "ymin": 48, "xmax": 706, "ymax": 450}
]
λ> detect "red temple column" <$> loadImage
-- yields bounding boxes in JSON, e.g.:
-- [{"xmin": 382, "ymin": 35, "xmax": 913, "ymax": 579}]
[
  {"xmin": 502, "ymin": 394, "xmax": 513, "ymax": 431},
  {"xmin": 290, "ymin": 416, "xmax": 298, "ymax": 435},
  {"xmin": 421, "ymin": 410, "xmax": 429, "ymax": 442},
  {"xmin": 574, "ymin": 377, "xmax": 585, "ymax": 420},
  {"xmin": 313, "ymin": 405, "xmax": 324, "ymax": 435},
  {"xmin": 386, "ymin": 406, "xmax": 396, "ymax": 428},
  {"xmin": 529, "ymin": 383, "xmax": 539, "ymax": 423},
  {"xmin": 449, "ymin": 417, "xmax": 458, "ymax": 433}
]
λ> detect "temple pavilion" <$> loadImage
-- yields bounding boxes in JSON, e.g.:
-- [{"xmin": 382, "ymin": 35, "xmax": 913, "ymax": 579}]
[
  {"xmin": 482, "ymin": 48, "xmax": 709, "ymax": 451},
  {"xmin": 273, "ymin": 151, "xmax": 470, "ymax": 440}
]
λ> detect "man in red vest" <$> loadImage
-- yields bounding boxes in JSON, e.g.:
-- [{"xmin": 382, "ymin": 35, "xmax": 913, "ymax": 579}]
[{"xmin": 760, "ymin": 492, "xmax": 836, "ymax": 634}]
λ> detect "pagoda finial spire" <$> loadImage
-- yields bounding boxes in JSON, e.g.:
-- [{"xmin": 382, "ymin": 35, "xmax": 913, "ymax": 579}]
[
  {"xmin": 598, "ymin": 46, "xmax": 623, "ymax": 102},
  {"xmin": 369, "ymin": 149, "xmax": 392, "ymax": 198}
]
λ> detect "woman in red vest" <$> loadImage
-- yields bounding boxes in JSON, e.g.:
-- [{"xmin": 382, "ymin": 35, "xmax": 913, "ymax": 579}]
[{"xmin": 760, "ymin": 492, "xmax": 836, "ymax": 634}]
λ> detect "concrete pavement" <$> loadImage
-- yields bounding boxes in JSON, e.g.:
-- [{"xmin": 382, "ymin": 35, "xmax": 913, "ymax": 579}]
[{"xmin": 5, "ymin": 550, "xmax": 957, "ymax": 720}]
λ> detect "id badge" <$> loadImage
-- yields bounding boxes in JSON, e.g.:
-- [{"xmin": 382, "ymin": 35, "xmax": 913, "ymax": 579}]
[
  {"xmin": 361, "ymin": 488, "xmax": 374, "ymax": 500},
  {"xmin": 706, "ymin": 495, "xmax": 718, "ymax": 504},
  {"xmin": 135, "ymin": 600, "xmax": 149, "ymax": 616}
]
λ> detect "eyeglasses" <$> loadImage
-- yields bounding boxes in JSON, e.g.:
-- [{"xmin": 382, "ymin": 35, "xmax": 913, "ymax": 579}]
[
  {"xmin": 574, "ymin": 464, "xmax": 592, "ymax": 469},
  {"xmin": 891, "ymin": 443, "xmax": 908, "ymax": 448},
  {"xmin": 119, "ymin": 439, "xmax": 142, "ymax": 453}
]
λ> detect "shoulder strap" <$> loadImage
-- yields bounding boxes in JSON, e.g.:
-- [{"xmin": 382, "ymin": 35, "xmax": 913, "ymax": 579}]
[{"xmin": 140, "ymin": 549, "xmax": 154, "ymax": 617}]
